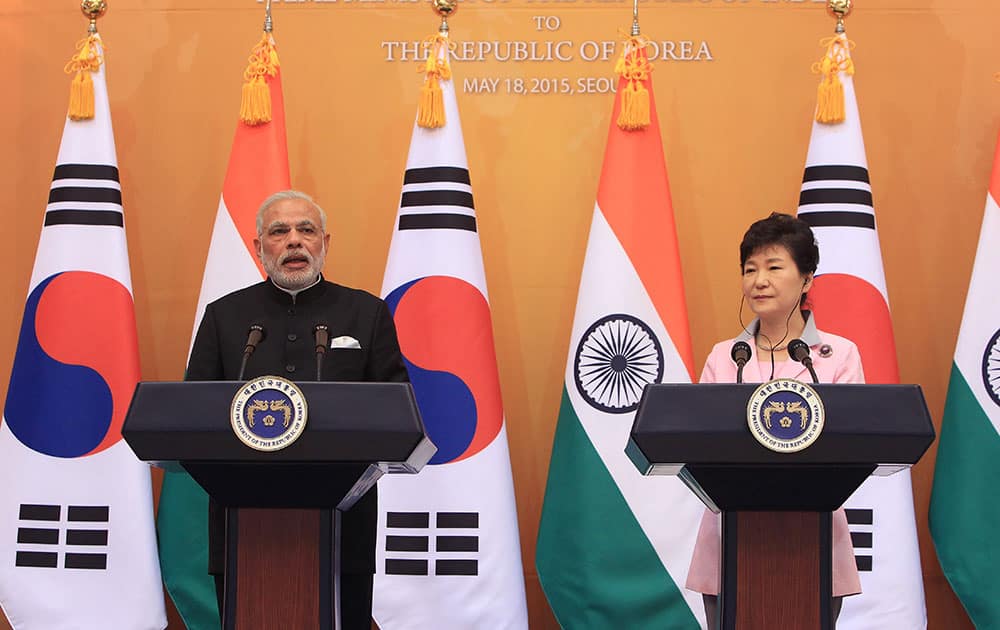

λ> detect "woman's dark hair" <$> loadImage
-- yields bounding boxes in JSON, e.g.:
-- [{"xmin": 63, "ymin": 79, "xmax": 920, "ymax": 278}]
[{"xmin": 739, "ymin": 212, "xmax": 819, "ymax": 275}]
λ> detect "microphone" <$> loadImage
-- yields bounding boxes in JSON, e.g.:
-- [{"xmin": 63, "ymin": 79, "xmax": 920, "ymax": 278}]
[
  {"xmin": 730, "ymin": 341, "xmax": 751, "ymax": 384},
  {"xmin": 314, "ymin": 324, "xmax": 329, "ymax": 381},
  {"xmin": 788, "ymin": 338, "xmax": 819, "ymax": 384},
  {"xmin": 237, "ymin": 324, "xmax": 266, "ymax": 381}
]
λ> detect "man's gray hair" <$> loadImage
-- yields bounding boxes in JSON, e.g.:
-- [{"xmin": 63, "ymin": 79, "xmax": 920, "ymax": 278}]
[{"xmin": 256, "ymin": 190, "xmax": 328, "ymax": 235}]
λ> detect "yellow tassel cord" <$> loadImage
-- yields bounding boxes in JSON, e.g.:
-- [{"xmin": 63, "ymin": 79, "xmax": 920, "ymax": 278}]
[
  {"xmin": 615, "ymin": 36, "xmax": 653, "ymax": 131},
  {"xmin": 417, "ymin": 34, "xmax": 454, "ymax": 129},
  {"xmin": 64, "ymin": 35, "xmax": 103, "ymax": 121},
  {"xmin": 812, "ymin": 35, "xmax": 855, "ymax": 124},
  {"xmin": 240, "ymin": 34, "xmax": 281, "ymax": 126}
]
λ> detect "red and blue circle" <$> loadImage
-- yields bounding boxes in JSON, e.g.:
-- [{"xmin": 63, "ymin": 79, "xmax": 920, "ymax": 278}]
[
  {"xmin": 385, "ymin": 276, "xmax": 503, "ymax": 465},
  {"xmin": 3, "ymin": 271, "xmax": 139, "ymax": 458}
]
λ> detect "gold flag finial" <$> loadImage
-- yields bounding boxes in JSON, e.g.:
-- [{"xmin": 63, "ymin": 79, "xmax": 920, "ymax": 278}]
[
  {"xmin": 264, "ymin": 0, "xmax": 273, "ymax": 33},
  {"xmin": 81, "ymin": 0, "xmax": 107, "ymax": 34},
  {"xmin": 812, "ymin": 2, "xmax": 856, "ymax": 124},
  {"xmin": 432, "ymin": 0, "xmax": 458, "ymax": 36},
  {"xmin": 828, "ymin": 0, "xmax": 852, "ymax": 34},
  {"xmin": 65, "ymin": 0, "xmax": 106, "ymax": 120},
  {"xmin": 417, "ymin": 0, "xmax": 457, "ymax": 128}
]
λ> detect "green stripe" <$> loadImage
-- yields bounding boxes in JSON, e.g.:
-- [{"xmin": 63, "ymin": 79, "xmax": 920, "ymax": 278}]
[
  {"xmin": 536, "ymin": 387, "xmax": 698, "ymax": 629},
  {"xmin": 929, "ymin": 364, "xmax": 1000, "ymax": 628},
  {"xmin": 156, "ymin": 471, "xmax": 221, "ymax": 630}
]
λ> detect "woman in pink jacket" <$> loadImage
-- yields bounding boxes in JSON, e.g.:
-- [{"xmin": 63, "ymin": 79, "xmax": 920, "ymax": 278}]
[{"xmin": 685, "ymin": 212, "xmax": 862, "ymax": 627}]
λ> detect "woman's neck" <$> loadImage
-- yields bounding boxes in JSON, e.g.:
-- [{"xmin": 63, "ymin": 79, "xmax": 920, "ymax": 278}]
[{"xmin": 756, "ymin": 309, "xmax": 806, "ymax": 350}]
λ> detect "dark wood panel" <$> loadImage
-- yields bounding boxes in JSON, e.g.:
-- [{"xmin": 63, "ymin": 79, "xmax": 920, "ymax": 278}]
[
  {"xmin": 236, "ymin": 508, "xmax": 320, "ymax": 630},
  {"xmin": 737, "ymin": 511, "xmax": 822, "ymax": 629}
]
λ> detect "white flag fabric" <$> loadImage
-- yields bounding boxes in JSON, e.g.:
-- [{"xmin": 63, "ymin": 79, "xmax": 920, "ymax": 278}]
[
  {"xmin": 0, "ymin": 39, "xmax": 166, "ymax": 629},
  {"xmin": 797, "ymin": 35, "xmax": 926, "ymax": 629},
  {"xmin": 372, "ymin": 46, "xmax": 529, "ymax": 630}
]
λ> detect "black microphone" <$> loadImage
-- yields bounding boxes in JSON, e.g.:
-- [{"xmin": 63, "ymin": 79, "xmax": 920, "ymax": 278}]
[
  {"xmin": 314, "ymin": 324, "xmax": 329, "ymax": 381},
  {"xmin": 237, "ymin": 324, "xmax": 266, "ymax": 381},
  {"xmin": 730, "ymin": 341, "xmax": 751, "ymax": 384},
  {"xmin": 788, "ymin": 338, "xmax": 819, "ymax": 384}
]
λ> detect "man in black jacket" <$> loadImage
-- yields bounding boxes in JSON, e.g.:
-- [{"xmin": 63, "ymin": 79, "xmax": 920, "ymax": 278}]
[{"xmin": 186, "ymin": 190, "xmax": 408, "ymax": 628}]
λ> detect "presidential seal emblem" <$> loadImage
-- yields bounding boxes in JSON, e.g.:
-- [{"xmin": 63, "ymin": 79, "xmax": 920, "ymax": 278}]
[
  {"xmin": 746, "ymin": 378, "xmax": 825, "ymax": 453},
  {"xmin": 230, "ymin": 376, "xmax": 308, "ymax": 451},
  {"xmin": 574, "ymin": 314, "xmax": 665, "ymax": 414}
]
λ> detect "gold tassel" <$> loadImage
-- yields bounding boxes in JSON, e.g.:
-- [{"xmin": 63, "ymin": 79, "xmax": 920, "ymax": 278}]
[
  {"xmin": 812, "ymin": 35, "xmax": 855, "ymax": 124},
  {"xmin": 240, "ymin": 34, "xmax": 280, "ymax": 126},
  {"xmin": 417, "ymin": 34, "xmax": 453, "ymax": 129},
  {"xmin": 64, "ymin": 35, "xmax": 103, "ymax": 121},
  {"xmin": 615, "ymin": 36, "xmax": 652, "ymax": 131}
]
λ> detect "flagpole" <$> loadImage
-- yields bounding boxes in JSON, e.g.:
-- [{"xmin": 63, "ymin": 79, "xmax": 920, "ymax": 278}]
[{"xmin": 264, "ymin": 0, "xmax": 273, "ymax": 33}]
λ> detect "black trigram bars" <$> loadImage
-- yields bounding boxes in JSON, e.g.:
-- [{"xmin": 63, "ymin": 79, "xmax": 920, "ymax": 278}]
[
  {"xmin": 397, "ymin": 167, "xmax": 477, "ymax": 232},
  {"xmin": 846, "ymin": 508, "xmax": 874, "ymax": 572},
  {"xmin": 384, "ymin": 511, "xmax": 479, "ymax": 576},
  {"xmin": 798, "ymin": 164, "xmax": 876, "ymax": 230},
  {"xmin": 15, "ymin": 504, "xmax": 109, "ymax": 570},
  {"xmin": 44, "ymin": 163, "xmax": 124, "ymax": 227}
]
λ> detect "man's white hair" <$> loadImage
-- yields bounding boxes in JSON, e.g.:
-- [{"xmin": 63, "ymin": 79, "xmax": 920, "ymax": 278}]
[{"xmin": 255, "ymin": 190, "xmax": 328, "ymax": 235}]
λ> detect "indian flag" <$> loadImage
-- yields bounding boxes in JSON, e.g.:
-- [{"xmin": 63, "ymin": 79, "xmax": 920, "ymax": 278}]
[
  {"xmin": 155, "ymin": 31, "xmax": 290, "ymax": 630},
  {"xmin": 928, "ymin": 131, "xmax": 1000, "ymax": 629},
  {"xmin": 535, "ymin": 39, "xmax": 704, "ymax": 629}
]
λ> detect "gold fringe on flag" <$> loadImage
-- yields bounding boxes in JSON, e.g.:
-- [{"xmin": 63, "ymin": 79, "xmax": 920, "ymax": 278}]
[
  {"xmin": 812, "ymin": 34, "xmax": 855, "ymax": 125},
  {"xmin": 240, "ymin": 33, "xmax": 280, "ymax": 126},
  {"xmin": 417, "ymin": 34, "xmax": 453, "ymax": 129},
  {"xmin": 64, "ymin": 35, "xmax": 103, "ymax": 121},
  {"xmin": 615, "ymin": 35, "xmax": 652, "ymax": 131}
]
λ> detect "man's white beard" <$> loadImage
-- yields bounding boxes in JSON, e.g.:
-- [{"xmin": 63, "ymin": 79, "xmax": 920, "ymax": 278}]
[{"xmin": 262, "ymin": 250, "xmax": 325, "ymax": 291}]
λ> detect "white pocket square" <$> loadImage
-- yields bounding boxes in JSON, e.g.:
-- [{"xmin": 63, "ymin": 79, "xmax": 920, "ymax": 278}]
[{"xmin": 330, "ymin": 335, "xmax": 361, "ymax": 350}]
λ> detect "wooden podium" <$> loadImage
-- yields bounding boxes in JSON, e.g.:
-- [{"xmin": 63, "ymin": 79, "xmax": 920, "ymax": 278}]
[
  {"xmin": 123, "ymin": 381, "xmax": 434, "ymax": 630},
  {"xmin": 627, "ymin": 383, "xmax": 934, "ymax": 630}
]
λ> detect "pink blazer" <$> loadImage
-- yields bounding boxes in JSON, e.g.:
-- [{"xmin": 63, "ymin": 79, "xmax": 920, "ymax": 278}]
[{"xmin": 685, "ymin": 315, "xmax": 864, "ymax": 597}]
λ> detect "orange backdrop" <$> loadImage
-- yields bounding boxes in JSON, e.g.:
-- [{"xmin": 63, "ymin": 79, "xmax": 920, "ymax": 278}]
[{"xmin": 2, "ymin": 0, "xmax": 996, "ymax": 627}]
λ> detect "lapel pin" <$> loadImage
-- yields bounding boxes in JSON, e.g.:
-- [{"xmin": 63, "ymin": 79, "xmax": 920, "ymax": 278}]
[{"xmin": 819, "ymin": 344, "xmax": 833, "ymax": 358}]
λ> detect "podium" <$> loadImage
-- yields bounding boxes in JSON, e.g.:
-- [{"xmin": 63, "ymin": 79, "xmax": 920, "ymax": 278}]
[
  {"xmin": 626, "ymin": 383, "xmax": 934, "ymax": 630},
  {"xmin": 123, "ymin": 381, "xmax": 435, "ymax": 630}
]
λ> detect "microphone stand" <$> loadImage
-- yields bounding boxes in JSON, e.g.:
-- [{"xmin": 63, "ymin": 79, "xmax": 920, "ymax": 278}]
[
  {"xmin": 314, "ymin": 325, "xmax": 329, "ymax": 382},
  {"xmin": 237, "ymin": 325, "xmax": 265, "ymax": 381}
]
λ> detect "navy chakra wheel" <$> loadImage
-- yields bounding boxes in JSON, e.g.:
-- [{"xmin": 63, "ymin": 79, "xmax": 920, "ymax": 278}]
[
  {"xmin": 982, "ymin": 328, "xmax": 1000, "ymax": 407},
  {"xmin": 574, "ymin": 314, "xmax": 665, "ymax": 414}
]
